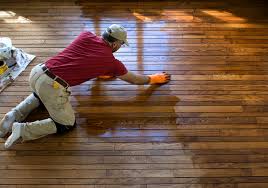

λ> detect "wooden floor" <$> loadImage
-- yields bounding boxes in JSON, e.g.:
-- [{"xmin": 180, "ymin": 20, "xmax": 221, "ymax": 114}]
[{"xmin": 0, "ymin": 0, "xmax": 268, "ymax": 187}]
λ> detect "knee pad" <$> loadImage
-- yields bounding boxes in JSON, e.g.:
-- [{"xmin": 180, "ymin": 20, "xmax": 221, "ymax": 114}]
[{"xmin": 53, "ymin": 119, "xmax": 77, "ymax": 134}]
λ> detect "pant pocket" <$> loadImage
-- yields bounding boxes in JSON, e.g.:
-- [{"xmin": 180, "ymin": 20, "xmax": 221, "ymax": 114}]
[
  {"xmin": 57, "ymin": 95, "xmax": 69, "ymax": 105},
  {"xmin": 54, "ymin": 89, "xmax": 70, "ymax": 109}
]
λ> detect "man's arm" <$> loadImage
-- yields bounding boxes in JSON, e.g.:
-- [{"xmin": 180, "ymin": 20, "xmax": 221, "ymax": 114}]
[
  {"xmin": 118, "ymin": 71, "xmax": 170, "ymax": 85},
  {"xmin": 117, "ymin": 71, "xmax": 150, "ymax": 85}
]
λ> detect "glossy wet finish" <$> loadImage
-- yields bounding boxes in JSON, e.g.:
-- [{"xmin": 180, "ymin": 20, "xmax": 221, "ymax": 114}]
[{"xmin": 0, "ymin": 0, "xmax": 268, "ymax": 187}]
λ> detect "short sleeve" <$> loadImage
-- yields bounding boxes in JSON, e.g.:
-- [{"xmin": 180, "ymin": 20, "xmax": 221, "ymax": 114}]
[{"xmin": 113, "ymin": 59, "xmax": 128, "ymax": 76}]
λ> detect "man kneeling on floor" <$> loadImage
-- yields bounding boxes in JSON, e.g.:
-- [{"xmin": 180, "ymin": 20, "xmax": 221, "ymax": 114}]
[{"xmin": 0, "ymin": 24, "xmax": 170, "ymax": 149}]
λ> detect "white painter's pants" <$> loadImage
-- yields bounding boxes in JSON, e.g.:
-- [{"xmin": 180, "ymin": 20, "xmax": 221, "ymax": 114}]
[{"xmin": 12, "ymin": 64, "xmax": 75, "ymax": 141}]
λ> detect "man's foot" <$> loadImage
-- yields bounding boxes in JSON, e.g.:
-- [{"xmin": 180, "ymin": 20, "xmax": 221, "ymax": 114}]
[
  {"xmin": 0, "ymin": 111, "xmax": 16, "ymax": 137},
  {"xmin": 4, "ymin": 122, "xmax": 23, "ymax": 149}
]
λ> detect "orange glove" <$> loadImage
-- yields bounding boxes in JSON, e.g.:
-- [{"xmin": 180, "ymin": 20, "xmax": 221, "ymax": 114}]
[
  {"xmin": 148, "ymin": 72, "xmax": 170, "ymax": 84},
  {"xmin": 97, "ymin": 75, "xmax": 115, "ymax": 79}
]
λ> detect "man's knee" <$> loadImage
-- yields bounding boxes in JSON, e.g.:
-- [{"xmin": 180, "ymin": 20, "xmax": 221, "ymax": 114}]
[
  {"xmin": 53, "ymin": 120, "xmax": 77, "ymax": 134},
  {"xmin": 34, "ymin": 92, "xmax": 76, "ymax": 134}
]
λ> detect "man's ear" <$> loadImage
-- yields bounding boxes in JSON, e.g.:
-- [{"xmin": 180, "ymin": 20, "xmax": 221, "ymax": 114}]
[{"xmin": 112, "ymin": 42, "xmax": 118, "ymax": 48}]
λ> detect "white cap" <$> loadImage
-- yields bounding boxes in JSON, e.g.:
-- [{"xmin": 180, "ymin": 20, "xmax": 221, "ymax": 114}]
[{"xmin": 106, "ymin": 24, "xmax": 129, "ymax": 46}]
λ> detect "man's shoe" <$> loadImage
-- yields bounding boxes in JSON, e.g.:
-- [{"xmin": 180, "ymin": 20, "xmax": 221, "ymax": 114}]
[
  {"xmin": 4, "ymin": 122, "xmax": 23, "ymax": 149},
  {"xmin": 0, "ymin": 112, "xmax": 15, "ymax": 137}
]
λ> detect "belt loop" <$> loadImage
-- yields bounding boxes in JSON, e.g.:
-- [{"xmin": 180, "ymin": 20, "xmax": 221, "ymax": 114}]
[
  {"xmin": 42, "ymin": 66, "xmax": 48, "ymax": 73},
  {"xmin": 64, "ymin": 83, "xmax": 69, "ymax": 89},
  {"xmin": 53, "ymin": 75, "xmax": 58, "ymax": 81}
]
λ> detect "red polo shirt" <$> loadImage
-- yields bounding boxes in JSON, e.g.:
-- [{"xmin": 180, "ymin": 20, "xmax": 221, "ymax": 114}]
[{"xmin": 45, "ymin": 31, "xmax": 128, "ymax": 86}]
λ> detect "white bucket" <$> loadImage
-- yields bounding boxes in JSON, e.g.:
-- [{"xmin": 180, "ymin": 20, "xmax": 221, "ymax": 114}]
[{"xmin": 0, "ymin": 37, "xmax": 12, "ymax": 60}]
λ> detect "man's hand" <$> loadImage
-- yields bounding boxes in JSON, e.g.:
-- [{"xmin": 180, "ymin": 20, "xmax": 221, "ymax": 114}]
[
  {"xmin": 97, "ymin": 75, "xmax": 116, "ymax": 80},
  {"xmin": 148, "ymin": 72, "xmax": 170, "ymax": 84}
]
